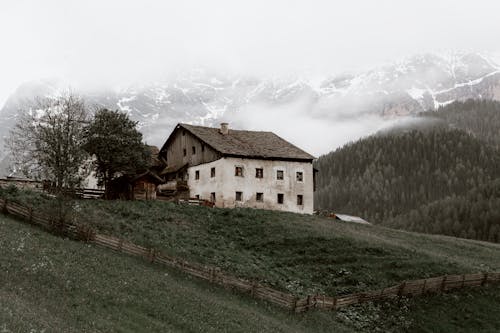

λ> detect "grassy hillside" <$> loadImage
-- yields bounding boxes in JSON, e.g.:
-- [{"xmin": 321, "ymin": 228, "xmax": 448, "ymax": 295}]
[
  {"xmin": 3, "ymin": 208, "xmax": 500, "ymax": 332},
  {"xmin": 0, "ymin": 214, "xmax": 351, "ymax": 333},
  {"xmin": 73, "ymin": 200, "xmax": 500, "ymax": 295}
]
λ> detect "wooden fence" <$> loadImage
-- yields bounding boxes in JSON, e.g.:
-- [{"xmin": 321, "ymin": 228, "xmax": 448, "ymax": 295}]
[{"xmin": 1, "ymin": 197, "xmax": 500, "ymax": 313}]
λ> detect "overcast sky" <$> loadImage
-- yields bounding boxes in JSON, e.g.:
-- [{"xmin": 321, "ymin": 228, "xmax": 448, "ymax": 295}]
[{"xmin": 1, "ymin": 0, "xmax": 500, "ymax": 105}]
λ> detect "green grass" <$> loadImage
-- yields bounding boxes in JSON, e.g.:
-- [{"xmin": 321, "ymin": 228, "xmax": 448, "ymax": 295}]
[
  {"xmin": 2, "ymin": 214, "xmax": 500, "ymax": 332},
  {"xmin": 2, "ymin": 186, "xmax": 499, "ymax": 298},
  {"xmin": 71, "ymin": 199, "xmax": 500, "ymax": 297},
  {"xmin": 0, "ymin": 214, "xmax": 352, "ymax": 333}
]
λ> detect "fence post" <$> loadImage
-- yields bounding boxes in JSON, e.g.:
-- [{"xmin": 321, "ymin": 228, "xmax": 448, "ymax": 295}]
[
  {"xmin": 149, "ymin": 248, "xmax": 156, "ymax": 263},
  {"xmin": 332, "ymin": 297, "xmax": 337, "ymax": 311},
  {"xmin": 461, "ymin": 274, "xmax": 466, "ymax": 289},
  {"xmin": 2, "ymin": 199, "xmax": 7, "ymax": 214},
  {"xmin": 251, "ymin": 282, "xmax": 257, "ymax": 297},
  {"xmin": 422, "ymin": 279, "xmax": 427, "ymax": 294},
  {"xmin": 398, "ymin": 282, "xmax": 406, "ymax": 296},
  {"xmin": 481, "ymin": 273, "xmax": 489, "ymax": 286},
  {"xmin": 210, "ymin": 267, "xmax": 215, "ymax": 283},
  {"xmin": 441, "ymin": 275, "xmax": 447, "ymax": 292},
  {"xmin": 292, "ymin": 297, "xmax": 298, "ymax": 313}
]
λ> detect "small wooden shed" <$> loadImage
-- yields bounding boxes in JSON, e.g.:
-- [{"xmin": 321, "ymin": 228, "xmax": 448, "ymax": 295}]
[{"xmin": 131, "ymin": 171, "xmax": 164, "ymax": 200}]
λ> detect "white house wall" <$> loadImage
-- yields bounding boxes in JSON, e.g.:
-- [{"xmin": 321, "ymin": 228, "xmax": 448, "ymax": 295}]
[{"xmin": 187, "ymin": 157, "xmax": 314, "ymax": 214}]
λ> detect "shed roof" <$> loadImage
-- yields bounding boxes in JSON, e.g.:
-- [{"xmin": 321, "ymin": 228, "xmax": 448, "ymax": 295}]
[
  {"xmin": 334, "ymin": 214, "xmax": 371, "ymax": 225},
  {"xmin": 162, "ymin": 123, "xmax": 315, "ymax": 161}
]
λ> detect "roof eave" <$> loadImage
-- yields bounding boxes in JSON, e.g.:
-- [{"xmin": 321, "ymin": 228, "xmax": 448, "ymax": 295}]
[{"xmin": 222, "ymin": 153, "xmax": 314, "ymax": 163}]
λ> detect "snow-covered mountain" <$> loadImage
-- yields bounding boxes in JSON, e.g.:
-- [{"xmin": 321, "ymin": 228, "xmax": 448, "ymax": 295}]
[{"xmin": 1, "ymin": 52, "xmax": 499, "ymax": 175}]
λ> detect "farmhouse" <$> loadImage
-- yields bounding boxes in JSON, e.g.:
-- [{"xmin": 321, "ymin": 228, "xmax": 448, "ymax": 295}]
[{"xmin": 159, "ymin": 123, "xmax": 316, "ymax": 214}]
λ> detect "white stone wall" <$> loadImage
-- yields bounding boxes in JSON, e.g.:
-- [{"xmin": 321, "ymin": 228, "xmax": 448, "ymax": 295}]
[{"xmin": 187, "ymin": 157, "xmax": 314, "ymax": 214}]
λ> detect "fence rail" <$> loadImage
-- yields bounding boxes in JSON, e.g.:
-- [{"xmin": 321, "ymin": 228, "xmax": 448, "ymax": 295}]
[{"xmin": 1, "ymin": 196, "xmax": 500, "ymax": 313}]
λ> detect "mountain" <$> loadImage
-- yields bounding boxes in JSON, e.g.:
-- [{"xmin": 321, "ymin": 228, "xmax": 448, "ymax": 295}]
[
  {"xmin": 314, "ymin": 100, "xmax": 500, "ymax": 243},
  {"xmin": 1, "ymin": 52, "xmax": 500, "ymax": 175}
]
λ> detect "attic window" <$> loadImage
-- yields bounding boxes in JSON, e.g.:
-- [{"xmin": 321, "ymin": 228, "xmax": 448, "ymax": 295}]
[
  {"xmin": 296, "ymin": 172, "xmax": 303, "ymax": 182},
  {"xmin": 202, "ymin": 144, "xmax": 205, "ymax": 152},
  {"xmin": 255, "ymin": 168, "xmax": 263, "ymax": 178},
  {"xmin": 183, "ymin": 148, "xmax": 186, "ymax": 157},
  {"xmin": 235, "ymin": 166, "xmax": 243, "ymax": 177},
  {"xmin": 182, "ymin": 130, "xmax": 186, "ymax": 136},
  {"xmin": 276, "ymin": 170, "xmax": 284, "ymax": 180},
  {"xmin": 192, "ymin": 146, "xmax": 196, "ymax": 155},
  {"xmin": 277, "ymin": 193, "xmax": 284, "ymax": 204}
]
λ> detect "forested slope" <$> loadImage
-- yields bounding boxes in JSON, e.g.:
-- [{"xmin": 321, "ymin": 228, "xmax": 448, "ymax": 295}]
[
  {"xmin": 314, "ymin": 128, "xmax": 500, "ymax": 222},
  {"xmin": 315, "ymin": 100, "xmax": 500, "ymax": 243},
  {"xmin": 386, "ymin": 179, "xmax": 500, "ymax": 242},
  {"xmin": 421, "ymin": 99, "xmax": 500, "ymax": 148}
]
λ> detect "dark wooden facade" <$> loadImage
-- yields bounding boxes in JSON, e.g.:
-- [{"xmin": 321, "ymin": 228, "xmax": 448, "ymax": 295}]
[{"xmin": 159, "ymin": 126, "xmax": 221, "ymax": 177}]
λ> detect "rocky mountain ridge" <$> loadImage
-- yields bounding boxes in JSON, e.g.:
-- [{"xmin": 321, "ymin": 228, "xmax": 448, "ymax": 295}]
[{"xmin": 1, "ymin": 52, "xmax": 499, "ymax": 175}]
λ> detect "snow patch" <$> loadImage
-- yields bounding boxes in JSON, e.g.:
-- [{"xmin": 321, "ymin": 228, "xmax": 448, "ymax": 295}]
[{"xmin": 406, "ymin": 87, "xmax": 427, "ymax": 100}]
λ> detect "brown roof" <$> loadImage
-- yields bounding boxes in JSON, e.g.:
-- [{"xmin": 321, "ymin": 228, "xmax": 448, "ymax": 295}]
[{"xmin": 167, "ymin": 123, "xmax": 315, "ymax": 161}]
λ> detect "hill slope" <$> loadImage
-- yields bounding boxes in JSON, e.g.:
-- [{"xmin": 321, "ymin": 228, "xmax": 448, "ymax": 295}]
[
  {"xmin": 2, "ymin": 205, "xmax": 500, "ymax": 332},
  {"xmin": 386, "ymin": 179, "xmax": 500, "ymax": 242},
  {"xmin": 4, "ymin": 188, "xmax": 499, "ymax": 296},
  {"xmin": 421, "ymin": 99, "xmax": 500, "ymax": 148},
  {"xmin": 314, "ymin": 127, "xmax": 500, "ymax": 223},
  {"xmin": 0, "ymin": 214, "xmax": 350, "ymax": 333}
]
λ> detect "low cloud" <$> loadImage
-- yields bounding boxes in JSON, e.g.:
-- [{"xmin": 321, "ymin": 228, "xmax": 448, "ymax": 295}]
[{"xmin": 225, "ymin": 97, "xmax": 400, "ymax": 157}]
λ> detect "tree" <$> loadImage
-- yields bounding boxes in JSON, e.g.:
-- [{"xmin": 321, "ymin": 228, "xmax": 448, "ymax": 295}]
[
  {"xmin": 83, "ymin": 109, "xmax": 150, "ymax": 198},
  {"xmin": 7, "ymin": 92, "xmax": 90, "ymax": 193}
]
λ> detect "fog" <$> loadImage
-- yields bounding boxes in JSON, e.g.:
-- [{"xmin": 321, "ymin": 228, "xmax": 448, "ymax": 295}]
[
  {"xmin": 223, "ymin": 97, "xmax": 400, "ymax": 156},
  {"xmin": 2, "ymin": 0, "xmax": 500, "ymax": 100},
  {"xmin": 1, "ymin": 0, "xmax": 500, "ymax": 155}
]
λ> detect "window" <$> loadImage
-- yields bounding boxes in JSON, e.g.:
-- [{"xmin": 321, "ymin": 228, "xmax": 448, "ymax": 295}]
[
  {"xmin": 277, "ymin": 193, "xmax": 284, "ymax": 204},
  {"xmin": 256, "ymin": 192, "xmax": 264, "ymax": 202},
  {"xmin": 195, "ymin": 170, "xmax": 200, "ymax": 180},
  {"xmin": 210, "ymin": 192, "xmax": 216, "ymax": 202},
  {"xmin": 235, "ymin": 166, "xmax": 243, "ymax": 177},
  {"xmin": 297, "ymin": 195, "xmax": 303, "ymax": 205},
  {"xmin": 195, "ymin": 194, "xmax": 200, "ymax": 199},
  {"xmin": 182, "ymin": 130, "xmax": 186, "ymax": 136},
  {"xmin": 211, "ymin": 167, "xmax": 216, "ymax": 178},
  {"xmin": 201, "ymin": 144, "xmax": 205, "ymax": 152},
  {"xmin": 296, "ymin": 172, "xmax": 303, "ymax": 182},
  {"xmin": 192, "ymin": 146, "xmax": 196, "ymax": 154},
  {"xmin": 276, "ymin": 170, "xmax": 284, "ymax": 180},
  {"xmin": 255, "ymin": 168, "xmax": 263, "ymax": 178},
  {"xmin": 235, "ymin": 191, "xmax": 243, "ymax": 201},
  {"xmin": 183, "ymin": 148, "xmax": 187, "ymax": 156}
]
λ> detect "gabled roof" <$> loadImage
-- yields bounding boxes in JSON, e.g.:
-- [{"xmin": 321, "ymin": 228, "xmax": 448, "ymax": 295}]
[{"xmin": 161, "ymin": 123, "xmax": 315, "ymax": 161}]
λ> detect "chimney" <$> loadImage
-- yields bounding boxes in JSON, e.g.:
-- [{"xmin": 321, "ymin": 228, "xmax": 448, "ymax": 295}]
[{"xmin": 220, "ymin": 122, "xmax": 229, "ymax": 135}]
